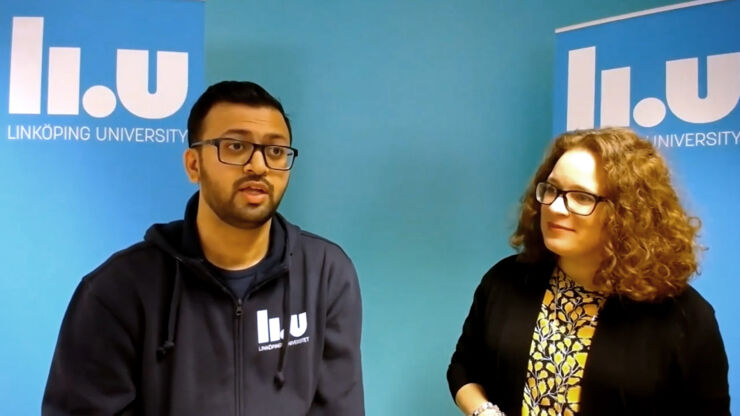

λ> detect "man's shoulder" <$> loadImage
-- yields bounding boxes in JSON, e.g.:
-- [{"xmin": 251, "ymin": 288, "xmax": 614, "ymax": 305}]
[
  {"xmin": 81, "ymin": 239, "xmax": 169, "ymax": 291},
  {"xmin": 278, "ymin": 215, "xmax": 352, "ymax": 261},
  {"xmin": 297, "ymin": 229, "xmax": 345, "ymax": 250},
  {"xmin": 295, "ymin": 229, "xmax": 353, "ymax": 263}
]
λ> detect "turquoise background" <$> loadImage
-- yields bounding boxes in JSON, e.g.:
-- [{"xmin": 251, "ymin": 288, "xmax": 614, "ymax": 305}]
[
  {"xmin": 4, "ymin": 1, "xmax": 736, "ymax": 415},
  {"xmin": 204, "ymin": 1, "xmax": 732, "ymax": 414}
]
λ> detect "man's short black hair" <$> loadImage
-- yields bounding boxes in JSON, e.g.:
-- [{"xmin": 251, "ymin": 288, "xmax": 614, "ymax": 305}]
[{"xmin": 187, "ymin": 81, "xmax": 291, "ymax": 146}]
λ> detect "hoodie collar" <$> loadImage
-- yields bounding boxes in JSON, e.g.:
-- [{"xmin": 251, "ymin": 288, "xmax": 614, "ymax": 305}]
[
  {"xmin": 180, "ymin": 192, "xmax": 205, "ymax": 259},
  {"xmin": 146, "ymin": 191, "xmax": 300, "ymax": 387},
  {"xmin": 145, "ymin": 191, "xmax": 298, "ymax": 269}
]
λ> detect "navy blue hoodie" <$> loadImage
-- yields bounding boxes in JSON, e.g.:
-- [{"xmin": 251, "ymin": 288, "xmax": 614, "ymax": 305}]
[{"xmin": 43, "ymin": 193, "xmax": 364, "ymax": 415}]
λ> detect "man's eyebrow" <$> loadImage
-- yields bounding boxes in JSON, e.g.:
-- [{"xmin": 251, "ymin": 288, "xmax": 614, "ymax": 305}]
[{"xmin": 218, "ymin": 129, "xmax": 288, "ymax": 141}]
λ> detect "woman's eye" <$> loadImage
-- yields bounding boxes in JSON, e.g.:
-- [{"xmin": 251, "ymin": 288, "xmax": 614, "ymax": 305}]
[{"xmin": 571, "ymin": 193, "xmax": 594, "ymax": 204}]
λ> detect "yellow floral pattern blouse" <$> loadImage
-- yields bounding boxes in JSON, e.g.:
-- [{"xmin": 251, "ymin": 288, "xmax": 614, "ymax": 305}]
[{"xmin": 521, "ymin": 268, "xmax": 606, "ymax": 416}]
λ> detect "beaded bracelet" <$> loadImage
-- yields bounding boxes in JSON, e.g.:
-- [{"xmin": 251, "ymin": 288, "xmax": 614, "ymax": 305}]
[{"xmin": 470, "ymin": 401, "xmax": 505, "ymax": 416}]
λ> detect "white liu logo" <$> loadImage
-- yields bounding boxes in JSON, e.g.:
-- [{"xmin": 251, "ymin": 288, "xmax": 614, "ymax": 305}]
[
  {"xmin": 256, "ymin": 309, "xmax": 308, "ymax": 344},
  {"xmin": 566, "ymin": 46, "xmax": 740, "ymax": 129},
  {"xmin": 8, "ymin": 16, "xmax": 189, "ymax": 119}
]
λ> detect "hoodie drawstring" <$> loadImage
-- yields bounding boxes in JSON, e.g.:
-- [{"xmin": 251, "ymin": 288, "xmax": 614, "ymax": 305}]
[
  {"xmin": 273, "ymin": 265, "xmax": 291, "ymax": 388},
  {"xmin": 157, "ymin": 260, "xmax": 183, "ymax": 361},
  {"xmin": 156, "ymin": 257, "xmax": 290, "ymax": 385}
]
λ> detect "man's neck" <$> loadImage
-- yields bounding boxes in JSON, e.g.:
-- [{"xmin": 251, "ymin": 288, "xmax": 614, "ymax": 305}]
[
  {"xmin": 557, "ymin": 254, "xmax": 602, "ymax": 292},
  {"xmin": 196, "ymin": 202, "xmax": 271, "ymax": 271}
]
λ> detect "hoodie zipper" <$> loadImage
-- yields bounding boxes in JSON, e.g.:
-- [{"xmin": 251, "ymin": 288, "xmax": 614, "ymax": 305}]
[
  {"xmin": 181, "ymin": 257, "xmax": 245, "ymax": 416},
  {"xmin": 234, "ymin": 298, "xmax": 243, "ymax": 416},
  {"xmin": 176, "ymin": 258, "xmax": 288, "ymax": 415}
]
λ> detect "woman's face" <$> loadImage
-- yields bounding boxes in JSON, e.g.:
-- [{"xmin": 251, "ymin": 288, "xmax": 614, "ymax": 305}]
[{"xmin": 540, "ymin": 148, "xmax": 609, "ymax": 262}]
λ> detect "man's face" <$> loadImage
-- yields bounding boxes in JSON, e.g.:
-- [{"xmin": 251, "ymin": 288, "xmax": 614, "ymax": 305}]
[{"xmin": 187, "ymin": 102, "xmax": 291, "ymax": 229}]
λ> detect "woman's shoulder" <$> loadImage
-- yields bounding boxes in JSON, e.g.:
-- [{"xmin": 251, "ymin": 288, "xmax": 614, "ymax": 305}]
[
  {"xmin": 633, "ymin": 285, "xmax": 715, "ymax": 314},
  {"xmin": 672, "ymin": 285, "xmax": 718, "ymax": 323},
  {"xmin": 610, "ymin": 284, "xmax": 718, "ymax": 330},
  {"xmin": 480, "ymin": 254, "xmax": 553, "ymax": 292}
]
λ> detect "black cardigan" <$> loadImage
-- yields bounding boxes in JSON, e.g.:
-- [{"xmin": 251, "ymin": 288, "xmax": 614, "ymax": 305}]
[{"xmin": 447, "ymin": 255, "xmax": 730, "ymax": 415}]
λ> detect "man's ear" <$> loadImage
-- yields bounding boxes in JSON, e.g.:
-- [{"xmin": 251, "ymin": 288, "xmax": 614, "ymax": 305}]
[{"xmin": 184, "ymin": 148, "xmax": 201, "ymax": 183}]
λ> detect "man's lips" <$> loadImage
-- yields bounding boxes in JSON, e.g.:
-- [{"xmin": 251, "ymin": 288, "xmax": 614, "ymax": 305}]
[
  {"xmin": 235, "ymin": 179, "xmax": 272, "ymax": 204},
  {"xmin": 236, "ymin": 177, "xmax": 273, "ymax": 192},
  {"xmin": 547, "ymin": 222, "xmax": 575, "ymax": 232},
  {"xmin": 239, "ymin": 181, "xmax": 269, "ymax": 193}
]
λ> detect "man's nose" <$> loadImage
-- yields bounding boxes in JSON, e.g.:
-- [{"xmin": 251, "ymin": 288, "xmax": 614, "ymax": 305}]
[{"xmin": 243, "ymin": 147, "xmax": 268, "ymax": 175}]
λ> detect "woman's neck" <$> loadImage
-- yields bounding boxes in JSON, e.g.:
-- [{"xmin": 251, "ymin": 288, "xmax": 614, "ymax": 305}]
[{"xmin": 557, "ymin": 255, "xmax": 602, "ymax": 292}]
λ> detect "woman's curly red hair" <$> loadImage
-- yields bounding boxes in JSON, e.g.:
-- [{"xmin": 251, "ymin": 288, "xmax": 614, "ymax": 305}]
[{"xmin": 511, "ymin": 127, "xmax": 701, "ymax": 301}]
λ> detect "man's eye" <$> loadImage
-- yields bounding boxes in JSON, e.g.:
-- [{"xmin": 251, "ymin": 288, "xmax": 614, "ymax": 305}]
[
  {"xmin": 268, "ymin": 147, "xmax": 285, "ymax": 157},
  {"xmin": 226, "ymin": 142, "xmax": 245, "ymax": 151}
]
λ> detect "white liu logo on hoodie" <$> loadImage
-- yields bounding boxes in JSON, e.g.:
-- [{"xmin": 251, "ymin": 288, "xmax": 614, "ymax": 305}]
[{"xmin": 256, "ymin": 309, "xmax": 309, "ymax": 351}]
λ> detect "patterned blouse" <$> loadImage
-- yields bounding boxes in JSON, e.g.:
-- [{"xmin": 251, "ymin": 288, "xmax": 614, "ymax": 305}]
[{"xmin": 521, "ymin": 267, "xmax": 606, "ymax": 416}]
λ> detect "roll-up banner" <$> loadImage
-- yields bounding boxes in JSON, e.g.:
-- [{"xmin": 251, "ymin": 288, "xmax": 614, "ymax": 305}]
[
  {"xmin": 554, "ymin": 0, "xmax": 739, "ymax": 409},
  {"xmin": 0, "ymin": 1, "xmax": 204, "ymax": 413}
]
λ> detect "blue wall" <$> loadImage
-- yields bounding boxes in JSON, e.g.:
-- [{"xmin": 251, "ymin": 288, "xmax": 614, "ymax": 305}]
[
  {"xmin": 4, "ymin": 1, "xmax": 736, "ymax": 415},
  {"xmin": 204, "ymin": 1, "xmax": 735, "ymax": 415}
]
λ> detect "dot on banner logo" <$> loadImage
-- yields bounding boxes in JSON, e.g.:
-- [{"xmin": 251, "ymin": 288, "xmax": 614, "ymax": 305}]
[
  {"xmin": 7, "ymin": 17, "xmax": 189, "ymax": 120},
  {"xmin": 566, "ymin": 46, "xmax": 740, "ymax": 130}
]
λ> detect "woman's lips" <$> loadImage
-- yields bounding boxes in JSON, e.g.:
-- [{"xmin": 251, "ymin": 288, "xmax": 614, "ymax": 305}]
[{"xmin": 547, "ymin": 222, "xmax": 575, "ymax": 232}]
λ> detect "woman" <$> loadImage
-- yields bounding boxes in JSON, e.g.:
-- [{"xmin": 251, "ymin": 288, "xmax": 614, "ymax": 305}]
[{"xmin": 447, "ymin": 128, "xmax": 729, "ymax": 416}]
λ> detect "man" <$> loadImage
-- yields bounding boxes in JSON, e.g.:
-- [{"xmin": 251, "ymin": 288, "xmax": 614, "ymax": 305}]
[{"xmin": 43, "ymin": 81, "xmax": 364, "ymax": 415}]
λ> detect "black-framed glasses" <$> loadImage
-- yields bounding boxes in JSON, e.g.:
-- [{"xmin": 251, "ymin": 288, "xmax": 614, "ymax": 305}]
[
  {"xmin": 535, "ymin": 181, "xmax": 606, "ymax": 216},
  {"xmin": 190, "ymin": 138, "xmax": 298, "ymax": 171}
]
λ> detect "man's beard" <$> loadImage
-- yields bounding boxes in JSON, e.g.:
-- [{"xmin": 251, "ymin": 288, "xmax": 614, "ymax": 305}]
[{"xmin": 200, "ymin": 165, "xmax": 284, "ymax": 229}]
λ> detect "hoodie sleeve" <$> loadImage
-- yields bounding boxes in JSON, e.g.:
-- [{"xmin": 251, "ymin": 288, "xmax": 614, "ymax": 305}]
[
  {"xmin": 42, "ymin": 274, "xmax": 139, "ymax": 415},
  {"xmin": 308, "ymin": 249, "xmax": 364, "ymax": 416}
]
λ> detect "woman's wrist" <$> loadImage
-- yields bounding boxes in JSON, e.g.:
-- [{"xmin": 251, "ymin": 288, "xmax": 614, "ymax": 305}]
[{"xmin": 469, "ymin": 401, "xmax": 505, "ymax": 416}]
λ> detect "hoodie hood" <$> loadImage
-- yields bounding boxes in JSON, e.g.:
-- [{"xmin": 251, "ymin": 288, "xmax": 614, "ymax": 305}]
[
  {"xmin": 44, "ymin": 191, "xmax": 365, "ymax": 414},
  {"xmin": 144, "ymin": 192, "xmax": 297, "ymax": 275},
  {"xmin": 143, "ymin": 191, "xmax": 298, "ymax": 387}
]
